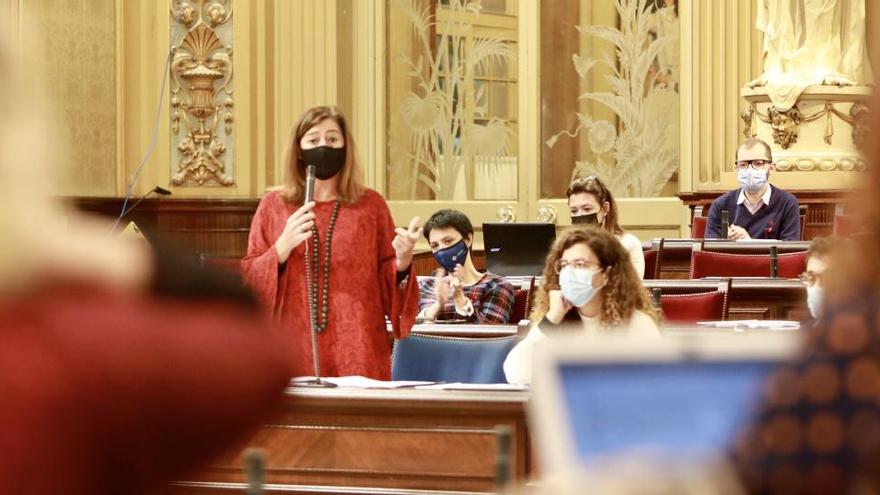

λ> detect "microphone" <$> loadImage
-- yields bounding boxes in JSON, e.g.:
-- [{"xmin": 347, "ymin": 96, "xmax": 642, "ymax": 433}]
[
  {"xmin": 119, "ymin": 186, "xmax": 173, "ymax": 220},
  {"xmin": 243, "ymin": 448, "xmax": 265, "ymax": 495},
  {"xmin": 304, "ymin": 165, "xmax": 316, "ymax": 204},
  {"xmin": 769, "ymin": 245, "xmax": 778, "ymax": 278},
  {"xmin": 494, "ymin": 426, "xmax": 512, "ymax": 491},
  {"xmin": 764, "ymin": 219, "xmax": 775, "ymax": 239},
  {"xmin": 294, "ymin": 163, "xmax": 335, "ymax": 388},
  {"xmin": 652, "ymin": 288, "xmax": 662, "ymax": 308},
  {"xmin": 720, "ymin": 210, "xmax": 729, "ymax": 239}
]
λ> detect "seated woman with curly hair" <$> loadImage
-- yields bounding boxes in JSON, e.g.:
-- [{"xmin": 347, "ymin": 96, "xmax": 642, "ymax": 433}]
[{"xmin": 503, "ymin": 228, "xmax": 660, "ymax": 385}]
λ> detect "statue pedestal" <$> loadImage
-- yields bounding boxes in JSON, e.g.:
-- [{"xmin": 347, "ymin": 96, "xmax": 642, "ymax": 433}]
[{"xmin": 740, "ymin": 85, "xmax": 871, "ymax": 172}]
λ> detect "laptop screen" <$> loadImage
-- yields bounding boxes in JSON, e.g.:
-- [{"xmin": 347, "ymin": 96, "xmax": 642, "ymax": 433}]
[
  {"xmin": 558, "ymin": 360, "xmax": 775, "ymax": 461},
  {"xmin": 482, "ymin": 222, "xmax": 556, "ymax": 277}
]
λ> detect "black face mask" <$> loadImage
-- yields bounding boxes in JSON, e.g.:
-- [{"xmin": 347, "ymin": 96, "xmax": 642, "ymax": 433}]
[
  {"xmin": 571, "ymin": 212, "xmax": 599, "ymax": 225},
  {"xmin": 301, "ymin": 146, "xmax": 346, "ymax": 180}
]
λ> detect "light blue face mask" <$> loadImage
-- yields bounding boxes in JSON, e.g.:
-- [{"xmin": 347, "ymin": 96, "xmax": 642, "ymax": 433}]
[
  {"xmin": 558, "ymin": 266, "xmax": 601, "ymax": 307},
  {"xmin": 737, "ymin": 168, "xmax": 768, "ymax": 194},
  {"xmin": 807, "ymin": 286, "xmax": 824, "ymax": 320}
]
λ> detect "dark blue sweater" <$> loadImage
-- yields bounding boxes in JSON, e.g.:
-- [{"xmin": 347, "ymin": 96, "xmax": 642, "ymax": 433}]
[{"xmin": 705, "ymin": 186, "xmax": 801, "ymax": 240}]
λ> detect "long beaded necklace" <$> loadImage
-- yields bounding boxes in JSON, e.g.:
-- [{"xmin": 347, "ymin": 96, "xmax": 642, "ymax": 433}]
[{"xmin": 305, "ymin": 200, "xmax": 341, "ymax": 333}]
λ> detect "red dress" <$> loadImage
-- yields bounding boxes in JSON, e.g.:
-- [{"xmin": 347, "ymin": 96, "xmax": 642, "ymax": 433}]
[{"xmin": 242, "ymin": 189, "xmax": 419, "ymax": 379}]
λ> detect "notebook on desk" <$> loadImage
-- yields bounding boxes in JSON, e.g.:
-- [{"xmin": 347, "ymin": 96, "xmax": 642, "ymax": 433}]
[
  {"xmin": 528, "ymin": 334, "xmax": 798, "ymax": 477},
  {"xmin": 482, "ymin": 222, "xmax": 555, "ymax": 277}
]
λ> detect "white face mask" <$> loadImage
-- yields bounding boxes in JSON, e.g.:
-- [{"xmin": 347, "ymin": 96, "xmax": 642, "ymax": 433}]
[
  {"xmin": 807, "ymin": 286, "xmax": 824, "ymax": 320},
  {"xmin": 559, "ymin": 266, "xmax": 601, "ymax": 307},
  {"xmin": 737, "ymin": 168, "xmax": 768, "ymax": 194}
]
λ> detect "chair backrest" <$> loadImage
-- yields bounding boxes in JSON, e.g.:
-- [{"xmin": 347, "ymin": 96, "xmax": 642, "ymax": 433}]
[
  {"xmin": 391, "ymin": 334, "xmax": 517, "ymax": 384},
  {"xmin": 642, "ymin": 238, "xmax": 665, "ymax": 279},
  {"xmin": 660, "ymin": 290, "xmax": 729, "ymax": 323},
  {"xmin": 642, "ymin": 249, "xmax": 659, "ymax": 279},
  {"xmin": 691, "ymin": 216, "xmax": 708, "ymax": 239},
  {"xmin": 689, "ymin": 250, "xmax": 807, "ymax": 278},
  {"xmin": 510, "ymin": 277, "xmax": 535, "ymax": 322}
]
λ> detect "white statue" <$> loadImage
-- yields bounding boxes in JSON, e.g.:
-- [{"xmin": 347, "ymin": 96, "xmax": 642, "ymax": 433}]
[{"xmin": 747, "ymin": 0, "xmax": 873, "ymax": 110}]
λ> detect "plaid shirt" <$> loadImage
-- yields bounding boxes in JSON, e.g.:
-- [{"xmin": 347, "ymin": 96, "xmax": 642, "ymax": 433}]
[{"xmin": 418, "ymin": 272, "xmax": 515, "ymax": 324}]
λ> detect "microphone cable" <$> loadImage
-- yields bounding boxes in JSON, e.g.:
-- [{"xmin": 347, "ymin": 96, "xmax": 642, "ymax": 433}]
[{"xmin": 110, "ymin": 21, "xmax": 183, "ymax": 234}]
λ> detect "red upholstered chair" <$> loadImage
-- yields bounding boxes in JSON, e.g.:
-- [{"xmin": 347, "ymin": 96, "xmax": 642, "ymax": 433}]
[
  {"xmin": 642, "ymin": 238, "xmax": 664, "ymax": 279},
  {"xmin": 643, "ymin": 249, "xmax": 658, "ymax": 279},
  {"xmin": 510, "ymin": 277, "xmax": 535, "ymax": 322},
  {"xmin": 691, "ymin": 216, "xmax": 708, "ymax": 239},
  {"xmin": 688, "ymin": 250, "xmax": 808, "ymax": 278},
  {"xmin": 660, "ymin": 280, "xmax": 730, "ymax": 323}
]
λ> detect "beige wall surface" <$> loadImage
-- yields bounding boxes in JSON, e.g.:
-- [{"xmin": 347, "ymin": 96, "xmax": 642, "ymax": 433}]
[{"xmin": 7, "ymin": 0, "xmax": 867, "ymax": 238}]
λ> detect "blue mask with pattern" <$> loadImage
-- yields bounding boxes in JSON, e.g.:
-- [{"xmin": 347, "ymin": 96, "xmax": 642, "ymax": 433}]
[{"xmin": 433, "ymin": 239, "xmax": 469, "ymax": 273}]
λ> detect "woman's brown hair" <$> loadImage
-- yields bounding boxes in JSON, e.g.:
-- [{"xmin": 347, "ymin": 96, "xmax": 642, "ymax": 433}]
[
  {"xmin": 281, "ymin": 105, "xmax": 364, "ymax": 204},
  {"xmin": 566, "ymin": 176, "xmax": 624, "ymax": 235},
  {"xmin": 530, "ymin": 227, "xmax": 659, "ymax": 326}
]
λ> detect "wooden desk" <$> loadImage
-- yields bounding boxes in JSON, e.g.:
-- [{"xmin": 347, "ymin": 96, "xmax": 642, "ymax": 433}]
[
  {"xmin": 645, "ymin": 278, "xmax": 808, "ymax": 321},
  {"xmin": 169, "ymin": 388, "xmax": 532, "ymax": 495}
]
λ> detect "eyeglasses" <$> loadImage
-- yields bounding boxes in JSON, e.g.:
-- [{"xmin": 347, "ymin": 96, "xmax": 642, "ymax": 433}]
[
  {"xmin": 798, "ymin": 270, "xmax": 825, "ymax": 287},
  {"xmin": 735, "ymin": 160, "xmax": 770, "ymax": 170},
  {"xmin": 554, "ymin": 258, "xmax": 602, "ymax": 274}
]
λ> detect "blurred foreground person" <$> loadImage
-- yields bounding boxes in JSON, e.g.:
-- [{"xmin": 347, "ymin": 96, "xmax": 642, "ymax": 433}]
[
  {"xmin": 731, "ymin": 120, "xmax": 880, "ymax": 492},
  {"xmin": 0, "ymin": 17, "xmax": 293, "ymax": 495}
]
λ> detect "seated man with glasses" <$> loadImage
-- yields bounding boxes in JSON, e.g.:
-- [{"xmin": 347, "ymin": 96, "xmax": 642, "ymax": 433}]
[{"xmin": 705, "ymin": 138, "xmax": 801, "ymax": 240}]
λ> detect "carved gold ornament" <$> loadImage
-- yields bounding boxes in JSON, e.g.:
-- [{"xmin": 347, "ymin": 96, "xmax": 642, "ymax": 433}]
[
  {"xmin": 170, "ymin": 0, "xmax": 234, "ymax": 187},
  {"xmin": 496, "ymin": 206, "xmax": 517, "ymax": 223},
  {"xmin": 741, "ymin": 102, "xmax": 870, "ymax": 150},
  {"xmin": 536, "ymin": 203, "xmax": 557, "ymax": 224}
]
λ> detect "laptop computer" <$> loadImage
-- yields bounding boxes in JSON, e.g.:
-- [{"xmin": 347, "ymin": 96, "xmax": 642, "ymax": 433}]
[
  {"xmin": 529, "ymin": 334, "xmax": 798, "ymax": 477},
  {"xmin": 482, "ymin": 222, "xmax": 556, "ymax": 277}
]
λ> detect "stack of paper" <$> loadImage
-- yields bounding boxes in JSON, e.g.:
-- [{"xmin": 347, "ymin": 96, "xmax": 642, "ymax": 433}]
[{"xmin": 696, "ymin": 320, "xmax": 800, "ymax": 330}]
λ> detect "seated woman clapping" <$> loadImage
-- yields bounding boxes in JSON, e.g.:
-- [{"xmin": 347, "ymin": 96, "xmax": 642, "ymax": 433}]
[
  {"xmin": 418, "ymin": 209, "xmax": 515, "ymax": 324},
  {"xmin": 503, "ymin": 227, "xmax": 661, "ymax": 384}
]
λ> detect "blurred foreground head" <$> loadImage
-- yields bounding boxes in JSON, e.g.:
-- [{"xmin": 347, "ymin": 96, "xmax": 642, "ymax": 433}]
[{"xmin": 0, "ymin": 15, "xmax": 148, "ymax": 292}]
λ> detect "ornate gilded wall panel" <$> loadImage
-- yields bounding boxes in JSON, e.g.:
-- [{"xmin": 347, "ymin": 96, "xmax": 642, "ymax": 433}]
[{"xmin": 170, "ymin": 0, "xmax": 234, "ymax": 187}]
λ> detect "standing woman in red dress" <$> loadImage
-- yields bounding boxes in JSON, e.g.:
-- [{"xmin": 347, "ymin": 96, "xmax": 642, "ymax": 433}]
[{"xmin": 242, "ymin": 105, "xmax": 421, "ymax": 379}]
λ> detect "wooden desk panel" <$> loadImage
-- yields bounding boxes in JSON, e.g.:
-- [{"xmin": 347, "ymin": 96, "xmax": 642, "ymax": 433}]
[{"xmin": 170, "ymin": 388, "xmax": 531, "ymax": 494}]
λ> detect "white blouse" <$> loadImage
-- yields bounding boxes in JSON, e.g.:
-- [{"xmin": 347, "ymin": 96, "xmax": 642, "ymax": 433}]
[
  {"xmin": 618, "ymin": 232, "xmax": 645, "ymax": 279},
  {"xmin": 502, "ymin": 310, "xmax": 661, "ymax": 385}
]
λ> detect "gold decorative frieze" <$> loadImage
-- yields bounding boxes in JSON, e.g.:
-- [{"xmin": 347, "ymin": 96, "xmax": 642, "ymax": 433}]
[
  {"xmin": 742, "ymin": 101, "xmax": 870, "ymax": 151},
  {"xmin": 169, "ymin": 0, "xmax": 234, "ymax": 187},
  {"xmin": 740, "ymin": 86, "xmax": 871, "ymax": 173}
]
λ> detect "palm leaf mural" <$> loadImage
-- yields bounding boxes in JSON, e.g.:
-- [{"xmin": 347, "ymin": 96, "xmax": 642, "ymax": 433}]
[
  {"xmin": 391, "ymin": 0, "xmax": 516, "ymax": 200},
  {"xmin": 548, "ymin": 0, "xmax": 679, "ymax": 198}
]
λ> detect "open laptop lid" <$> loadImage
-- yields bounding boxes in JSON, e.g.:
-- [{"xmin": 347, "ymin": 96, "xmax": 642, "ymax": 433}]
[
  {"xmin": 482, "ymin": 222, "xmax": 555, "ymax": 277},
  {"xmin": 529, "ymin": 334, "xmax": 799, "ymax": 476}
]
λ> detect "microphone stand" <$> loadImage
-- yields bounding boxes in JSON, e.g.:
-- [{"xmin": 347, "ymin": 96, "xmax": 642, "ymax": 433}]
[{"xmin": 296, "ymin": 165, "xmax": 336, "ymax": 388}]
